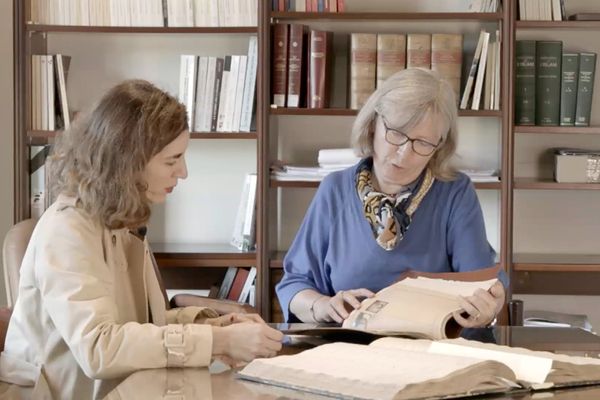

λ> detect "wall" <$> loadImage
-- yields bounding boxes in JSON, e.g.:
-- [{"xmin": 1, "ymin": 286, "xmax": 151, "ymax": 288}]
[{"xmin": 0, "ymin": 0, "xmax": 14, "ymax": 307}]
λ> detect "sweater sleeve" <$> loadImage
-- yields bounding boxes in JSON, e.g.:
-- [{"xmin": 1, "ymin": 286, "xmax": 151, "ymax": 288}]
[
  {"xmin": 276, "ymin": 177, "xmax": 336, "ymax": 322},
  {"xmin": 34, "ymin": 209, "xmax": 215, "ymax": 380},
  {"xmin": 446, "ymin": 176, "xmax": 508, "ymax": 287}
]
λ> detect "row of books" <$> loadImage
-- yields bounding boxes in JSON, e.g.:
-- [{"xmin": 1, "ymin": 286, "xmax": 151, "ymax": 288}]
[
  {"xmin": 460, "ymin": 30, "xmax": 501, "ymax": 111},
  {"xmin": 272, "ymin": 26, "xmax": 469, "ymax": 110},
  {"xmin": 271, "ymin": 0, "xmax": 345, "ymax": 12},
  {"xmin": 216, "ymin": 266, "xmax": 257, "ymax": 305},
  {"xmin": 518, "ymin": 0, "xmax": 565, "ymax": 21},
  {"xmin": 178, "ymin": 36, "xmax": 257, "ymax": 133},
  {"xmin": 30, "ymin": 54, "xmax": 71, "ymax": 131},
  {"xmin": 467, "ymin": 0, "xmax": 500, "ymax": 12},
  {"xmin": 515, "ymin": 40, "xmax": 597, "ymax": 127},
  {"xmin": 231, "ymin": 173, "xmax": 257, "ymax": 251},
  {"xmin": 30, "ymin": 0, "xmax": 258, "ymax": 27}
]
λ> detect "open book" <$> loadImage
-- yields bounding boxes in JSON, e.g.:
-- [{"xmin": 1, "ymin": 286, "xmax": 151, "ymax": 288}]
[
  {"xmin": 238, "ymin": 336, "xmax": 600, "ymax": 400},
  {"xmin": 341, "ymin": 274, "xmax": 497, "ymax": 340},
  {"xmin": 288, "ymin": 267, "xmax": 501, "ymax": 341}
]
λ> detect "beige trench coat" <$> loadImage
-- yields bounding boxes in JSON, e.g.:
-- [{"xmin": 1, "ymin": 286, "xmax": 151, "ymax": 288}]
[{"xmin": 0, "ymin": 195, "xmax": 218, "ymax": 399}]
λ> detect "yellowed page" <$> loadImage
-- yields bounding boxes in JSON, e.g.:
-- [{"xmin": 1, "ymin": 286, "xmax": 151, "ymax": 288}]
[{"xmin": 371, "ymin": 336, "xmax": 552, "ymax": 384}]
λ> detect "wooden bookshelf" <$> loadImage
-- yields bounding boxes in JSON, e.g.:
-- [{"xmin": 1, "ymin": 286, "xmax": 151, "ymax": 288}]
[
  {"xmin": 270, "ymin": 179, "xmax": 502, "ymax": 190},
  {"xmin": 269, "ymin": 251, "xmax": 286, "ymax": 269},
  {"xmin": 26, "ymin": 24, "xmax": 258, "ymax": 34},
  {"xmin": 514, "ymin": 178, "xmax": 600, "ymax": 190},
  {"xmin": 271, "ymin": 12, "xmax": 504, "ymax": 21},
  {"xmin": 152, "ymin": 243, "xmax": 256, "ymax": 268},
  {"xmin": 514, "ymin": 126, "xmax": 600, "ymax": 135},
  {"xmin": 271, "ymin": 108, "xmax": 502, "ymax": 117},
  {"xmin": 516, "ymin": 20, "xmax": 600, "ymax": 30},
  {"xmin": 513, "ymin": 254, "xmax": 600, "ymax": 272}
]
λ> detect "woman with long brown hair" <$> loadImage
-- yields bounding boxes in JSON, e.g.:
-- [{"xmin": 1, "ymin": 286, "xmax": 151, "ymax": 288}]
[{"xmin": 0, "ymin": 80, "xmax": 282, "ymax": 399}]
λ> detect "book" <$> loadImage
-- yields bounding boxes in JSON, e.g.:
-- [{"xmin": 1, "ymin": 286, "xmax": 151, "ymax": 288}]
[
  {"xmin": 471, "ymin": 30, "xmax": 490, "ymax": 110},
  {"xmin": 460, "ymin": 30, "xmax": 486, "ymax": 110},
  {"xmin": 559, "ymin": 53, "xmax": 579, "ymax": 126},
  {"xmin": 54, "ymin": 54, "xmax": 71, "ymax": 130},
  {"xmin": 341, "ymin": 272, "xmax": 498, "ymax": 340},
  {"xmin": 535, "ymin": 41, "xmax": 562, "ymax": 126},
  {"xmin": 286, "ymin": 24, "xmax": 305, "ymax": 108},
  {"xmin": 515, "ymin": 40, "xmax": 536, "ymax": 125},
  {"xmin": 272, "ymin": 23, "xmax": 289, "ymax": 107},
  {"xmin": 376, "ymin": 33, "xmax": 406, "ymax": 89},
  {"xmin": 349, "ymin": 33, "xmax": 377, "ymax": 110},
  {"xmin": 217, "ymin": 267, "xmax": 238, "ymax": 299},
  {"xmin": 227, "ymin": 267, "xmax": 250, "ymax": 301},
  {"xmin": 307, "ymin": 29, "xmax": 333, "ymax": 109},
  {"xmin": 431, "ymin": 33, "xmax": 463, "ymax": 102},
  {"xmin": 575, "ymin": 52, "xmax": 597, "ymax": 127},
  {"xmin": 238, "ymin": 335, "xmax": 600, "ymax": 400},
  {"xmin": 406, "ymin": 33, "xmax": 431, "ymax": 69}
]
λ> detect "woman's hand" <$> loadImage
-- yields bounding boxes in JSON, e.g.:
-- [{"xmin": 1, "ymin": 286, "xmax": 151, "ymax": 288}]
[
  {"xmin": 453, "ymin": 281, "xmax": 505, "ymax": 328},
  {"xmin": 204, "ymin": 313, "xmax": 264, "ymax": 327},
  {"xmin": 212, "ymin": 322, "xmax": 284, "ymax": 362},
  {"xmin": 314, "ymin": 288, "xmax": 375, "ymax": 323}
]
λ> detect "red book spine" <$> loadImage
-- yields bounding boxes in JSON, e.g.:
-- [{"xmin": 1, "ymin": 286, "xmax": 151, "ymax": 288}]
[
  {"xmin": 308, "ymin": 30, "xmax": 331, "ymax": 108},
  {"xmin": 287, "ymin": 24, "xmax": 305, "ymax": 107},
  {"xmin": 306, "ymin": 0, "xmax": 312, "ymax": 12},
  {"xmin": 227, "ymin": 268, "xmax": 250, "ymax": 301},
  {"xmin": 337, "ymin": 0, "xmax": 345, "ymax": 12},
  {"xmin": 272, "ymin": 24, "xmax": 289, "ymax": 107}
]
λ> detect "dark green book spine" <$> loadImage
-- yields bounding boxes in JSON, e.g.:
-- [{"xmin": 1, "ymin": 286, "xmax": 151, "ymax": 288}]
[
  {"xmin": 515, "ymin": 40, "xmax": 536, "ymax": 125},
  {"xmin": 559, "ymin": 54, "xmax": 579, "ymax": 126},
  {"xmin": 535, "ymin": 41, "xmax": 562, "ymax": 126},
  {"xmin": 575, "ymin": 52, "xmax": 597, "ymax": 127}
]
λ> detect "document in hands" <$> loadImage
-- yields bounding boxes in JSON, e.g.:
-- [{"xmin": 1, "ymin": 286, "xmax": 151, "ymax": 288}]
[
  {"xmin": 238, "ymin": 336, "xmax": 600, "ymax": 400},
  {"xmin": 342, "ymin": 275, "xmax": 498, "ymax": 340}
]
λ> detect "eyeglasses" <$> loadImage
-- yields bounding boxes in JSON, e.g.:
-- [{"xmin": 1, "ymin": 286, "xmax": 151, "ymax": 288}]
[{"xmin": 379, "ymin": 115, "xmax": 442, "ymax": 157}]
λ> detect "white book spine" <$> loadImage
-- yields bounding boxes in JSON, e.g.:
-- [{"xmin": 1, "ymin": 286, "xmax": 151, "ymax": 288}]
[
  {"xmin": 222, "ymin": 55, "xmax": 240, "ymax": 132},
  {"xmin": 32, "ymin": 56, "xmax": 40, "ymax": 130},
  {"xmin": 231, "ymin": 174, "xmax": 251, "ymax": 249},
  {"xmin": 193, "ymin": 56, "xmax": 208, "ymax": 132},
  {"xmin": 40, "ymin": 55, "xmax": 48, "ymax": 130},
  {"xmin": 46, "ymin": 55, "xmax": 55, "ymax": 131},
  {"xmin": 209, "ymin": 0, "xmax": 219, "ymax": 27},
  {"xmin": 216, "ymin": 57, "xmax": 231, "ymax": 132},
  {"xmin": 81, "ymin": 0, "xmax": 90, "ymax": 25},
  {"xmin": 238, "ymin": 267, "xmax": 257, "ymax": 303},
  {"xmin": 241, "ymin": 173, "xmax": 257, "ymax": 250},
  {"xmin": 240, "ymin": 36, "xmax": 258, "ymax": 132},
  {"xmin": 471, "ymin": 31, "xmax": 490, "ymax": 110},
  {"xmin": 493, "ymin": 30, "xmax": 501, "ymax": 111},
  {"xmin": 202, "ymin": 57, "xmax": 217, "ymax": 132},
  {"xmin": 232, "ymin": 55, "xmax": 248, "ymax": 132},
  {"xmin": 460, "ymin": 30, "xmax": 485, "ymax": 110}
]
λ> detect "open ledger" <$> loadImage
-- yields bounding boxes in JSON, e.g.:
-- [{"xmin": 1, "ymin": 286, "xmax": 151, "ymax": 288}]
[
  {"xmin": 238, "ymin": 336, "xmax": 600, "ymax": 400},
  {"xmin": 287, "ymin": 267, "xmax": 502, "ymax": 341}
]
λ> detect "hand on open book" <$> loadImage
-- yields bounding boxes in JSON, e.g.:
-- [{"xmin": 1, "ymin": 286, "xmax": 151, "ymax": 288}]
[
  {"xmin": 315, "ymin": 288, "xmax": 375, "ymax": 323},
  {"xmin": 453, "ymin": 281, "xmax": 505, "ymax": 328}
]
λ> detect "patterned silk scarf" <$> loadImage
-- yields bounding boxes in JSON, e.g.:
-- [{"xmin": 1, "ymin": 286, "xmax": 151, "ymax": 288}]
[{"xmin": 356, "ymin": 159, "xmax": 435, "ymax": 250}]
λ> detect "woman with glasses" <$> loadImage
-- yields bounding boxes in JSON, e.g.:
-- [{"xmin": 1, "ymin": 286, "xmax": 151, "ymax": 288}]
[{"xmin": 276, "ymin": 68, "xmax": 505, "ymax": 328}]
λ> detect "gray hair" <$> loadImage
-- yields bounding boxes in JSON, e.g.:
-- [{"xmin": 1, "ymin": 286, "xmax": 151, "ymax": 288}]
[{"xmin": 351, "ymin": 68, "xmax": 458, "ymax": 181}]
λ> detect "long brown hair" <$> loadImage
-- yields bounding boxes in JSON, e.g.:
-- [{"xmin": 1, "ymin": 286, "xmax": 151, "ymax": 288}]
[{"xmin": 49, "ymin": 79, "xmax": 188, "ymax": 229}]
